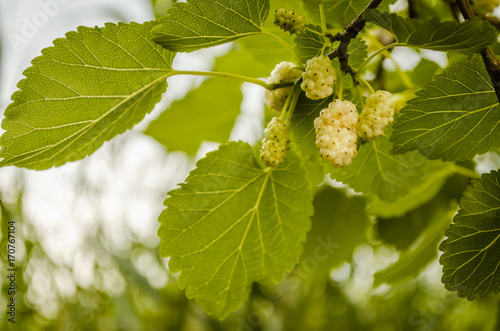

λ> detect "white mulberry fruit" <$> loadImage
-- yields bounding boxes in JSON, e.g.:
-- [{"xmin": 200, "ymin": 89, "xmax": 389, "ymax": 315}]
[
  {"xmin": 265, "ymin": 62, "xmax": 302, "ymax": 111},
  {"xmin": 260, "ymin": 117, "xmax": 290, "ymax": 167},
  {"xmin": 301, "ymin": 55, "xmax": 336, "ymax": 100},
  {"xmin": 357, "ymin": 90, "xmax": 394, "ymax": 140},
  {"xmin": 274, "ymin": 8, "xmax": 304, "ymax": 34},
  {"xmin": 314, "ymin": 100, "xmax": 358, "ymax": 168}
]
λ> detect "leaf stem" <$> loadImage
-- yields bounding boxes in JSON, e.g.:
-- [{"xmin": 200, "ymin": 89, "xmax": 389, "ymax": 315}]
[
  {"xmin": 358, "ymin": 76, "xmax": 375, "ymax": 94},
  {"xmin": 319, "ymin": 1, "xmax": 327, "ymax": 34},
  {"xmin": 260, "ymin": 30, "xmax": 304, "ymax": 65},
  {"xmin": 453, "ymin": 165, "xmax": 480, "ymax": 179},
  {"xmin": 170, "ymin": 70, "xmax": 293, "ymax": 90},
  {"xmin": 338, "ymin": 73, "xmax": 345, "ymax": 100},
  {"xmin": 356, "ymin": 42, "xmax": 405, "ymax": 73},
  {"xmin": 282, "ymin": 81, "xmax": 302, "ymax": 124}
]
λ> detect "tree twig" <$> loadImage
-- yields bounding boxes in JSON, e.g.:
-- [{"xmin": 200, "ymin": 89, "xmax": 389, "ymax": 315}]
[
  {"xmin": 326, "ymin": 0, "xmax": 384, "ymax": 79},
  {"xmin": 456, "ymin": 0, "xmax": 500, "ymax": 103}
]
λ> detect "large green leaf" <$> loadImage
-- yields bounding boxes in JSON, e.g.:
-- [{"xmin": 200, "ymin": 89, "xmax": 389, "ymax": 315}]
[
  {"xmin": 391, "ymin": 56, "xmax": 500, "ymax": 161},
  {"xmin": 439, "ymin": 170, "xmax": 500, "ymax": 300},
  {"xmin": 0, "ymin": 22, "xmax": 174, "ymax": 169},
  {"xmin": 329, "ymin": 136, "xmax": 428, "ymax": 201},
  {"xmin": 364, "ymin": 10, "xmax": 496, "ymax": 55},
  {"xmin": 153, "ymin": 0, "xmax": 270, "ymax": 52},
  {"xmin": 158, "ymin": 141, "xmax": 313, "ymax": 318}
]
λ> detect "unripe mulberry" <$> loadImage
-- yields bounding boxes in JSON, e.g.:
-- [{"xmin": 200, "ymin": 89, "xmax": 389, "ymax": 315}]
[
  {"xmin": 265, "ymin": 62, "xmax": 302, "ymax": 111},
  {"xmin": 274, "ymin": 8, "xmax": 304, "ymax": 34},
  {"xmin": 301, "ymin": 55, "xmax": 336, "ymax": 100},
  {"xmin": 314, "ymin": 100, "xmax": 358, "ymax": 167},
  {"xmin": 260, "ymin": 117, "xmax": 290, "ymax": 167},
  {"xmin": 357, "ymin": 90, "xmax": 394, "ymax": 140}
]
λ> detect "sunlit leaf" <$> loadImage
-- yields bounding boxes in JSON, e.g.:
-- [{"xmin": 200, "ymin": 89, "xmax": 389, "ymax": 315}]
[
  {"xmin": 153, "ymin": 0, "xmax": 270, "ymax": 52},
  {"xmin": 158, "ymin": 141, "xmax": 313, "ymax": 318},
  {"xmin": 391, "ymin": 56, "xmax": 500, "ymax": 161},
  {"xmin": 0, "ymin": 22, "xmax": 174, "ymax": 169},
  {"xmin": 439, "ymin": 170, "xmax": 500, "ymax": 300}
]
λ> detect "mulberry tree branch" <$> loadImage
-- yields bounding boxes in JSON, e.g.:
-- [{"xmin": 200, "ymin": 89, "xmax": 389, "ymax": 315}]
[{"xmin": 326, "ymin": 0, "xmax": 384, "ymax": 76}]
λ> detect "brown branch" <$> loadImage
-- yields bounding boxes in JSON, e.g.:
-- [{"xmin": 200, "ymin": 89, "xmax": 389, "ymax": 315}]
[
  {"xmin": 326, "ymin": 0, "xmax": 384, "ymax": 78},
  {"xmin": 456, "ymin": 0, "xmax": 500, "ymax": 103}
]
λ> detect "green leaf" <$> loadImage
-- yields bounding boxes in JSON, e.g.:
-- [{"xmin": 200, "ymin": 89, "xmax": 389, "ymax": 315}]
[
  {"xmin": 144, "ymin": 78, "xmax": 242, "ymax": 155},
  {"xmin": 364, "ymin": 10, "xmax": 496, "ymax": 55},
  {"xmin": 367, "ymin": 161, "xmax": 455, "ymax": 218},
  {"xmin": 330, "ymin": 135, "xmax": 428, "ymax": 201},
  {"xmin": 375, "ymin": 204, "xmax": 456, "ymax": 286},
  {"xmin": 294, "ymin": 24, "xmax": 325, "ymax": 63},
  {"xmin": 439, "ymin": 170, "xmax": 500, "ymax": 300},
  {"xmin": 347, "ymin": 38, "xmax": 368, "ymax": 70},
  {"xmin": 158, "ymin": 141, "xmax": 313, "ymax": 318},
  {"xmin": 391, "ymin": 56, "xmax": 500, "ymax": 161},
  {"xmin": 152, "ymin": 0, "xmax": 270, "ymax": 52},
  {"xmin": 289, "ymin": 93, "xmax": 328, "ymax": 162},
  {"xmin": 0, "ymin": 22, "xmax": 174, "ymax": 169},
  {"xmin": 301, "ymin": 186, "xmax": 369, "ymax": 277},
  {"xmin": 303, "ymin": 0, "xmax": 392, "ymax": 29}
]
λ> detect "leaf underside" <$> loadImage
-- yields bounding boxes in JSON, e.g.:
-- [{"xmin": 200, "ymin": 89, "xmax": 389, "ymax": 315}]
[
  {"xmin": 391, "ymin": 56, "xmax": 500, "ymax": 161},
  {"xmin": 158, "ymin": 141, "xmax": 313, "ymax": 319},
  {"xmin": 439, "ymin": 170, "xmax": 500, "ymax": 300},
  {"xmin": 152, "ymin": 0, "xmax": 270, "ymax": 52},
  {"xmin": 0, "ymin": 21, "xmax": 174, "ymax": 169}
]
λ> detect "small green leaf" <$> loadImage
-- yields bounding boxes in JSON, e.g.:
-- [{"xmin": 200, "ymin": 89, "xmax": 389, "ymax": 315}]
[
  {"xmin": 375, "ymin": 204, "xmax": 456, "ymax": 286},
  {"xmin": 0, "ymin": 22, "xmax": 174, "ymax": 169},
  {"xmin": 347, "ymin": 38, "xmax": 368, "ymax": 70},
  {"xmin": 391, "ymin": 56, "xmax": 500, "ymax": 161},
  {"xmin": 364, "ymin": 10, "xmax": 496, "ymax": 55},
  {"xmin": 144, "ymin": 78, "xmax": 242, "ymax": 155},
  {"xmin": 153, "ymin": 0, "xmax": 270, "ymax": 52},
  {"xmin": 158, "ymin": 141, "xmax": 313, "ymax": 318},
  {"xmin": 330, "ymin": 135, "xmax": 428, "ymax": 201},
  {"xmin": 439, "ymin": 170, "xmax": 500, "ymax": 300},
  {"xmin": 294, "ymin": 24, "xmax": 325, "ymax": 63}
]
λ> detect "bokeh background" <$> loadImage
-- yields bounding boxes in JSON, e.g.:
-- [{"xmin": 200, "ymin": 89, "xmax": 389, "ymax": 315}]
[{"xmin": 1, "ymin": 0, "xmax": 500, "ymax": 330}]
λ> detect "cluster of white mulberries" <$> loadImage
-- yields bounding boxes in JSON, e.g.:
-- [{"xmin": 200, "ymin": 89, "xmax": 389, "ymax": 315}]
[
  {"xmin": 301, "ymin": 55, "xmax": 336, "ymax": 100},
  {"xmin": 357, "ymin": 90, "xmax": 394, "ymax": 140},
  {"xmin": 264, "ymin": 62, "xmax": 302, "ymax": 111},
  {"xmin": 260, "ymin": 117, "xmax": 290, "ymax": 167},
  {"xmin": 274, "ymin": 8, "xmax": 304, "ymax": 34},
  {"xmin": 314, "ymin": 100, "xmax": 358, "ymax": 167}
]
